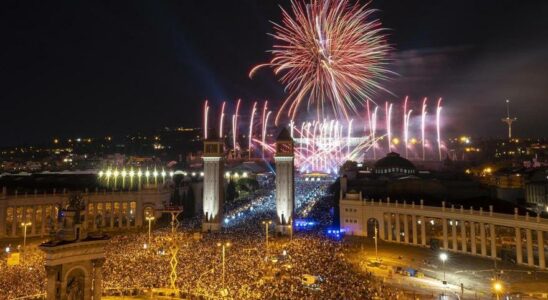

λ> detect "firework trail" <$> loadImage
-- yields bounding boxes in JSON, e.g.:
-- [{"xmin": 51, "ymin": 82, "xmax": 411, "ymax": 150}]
[
  {"xmin": 289, "ymin": 120, "xmax": 295, "ymax": 139},
  {"xmin": 262, "ymin": 110, "xmax": 272, "ymax": 158},
  {"xmin": 371, "ymin": 106, "xmax": 378, "ymax": 160},
  {"xmin": 385, "ymin": 102, "xmax": 393, "ymax": 152},
  {"xmin": 261, "ymin": 101, "xmax": 269, "ymax": 157},
  {"xmin": 402, "ymin": 96, "xmax": 408, "ymax": 158},
  {"xmin": 436, "ymin": 98, "xmax": 443, "ymax": 161},
  {"xmin": 249, "ymin": 101, "xmax": 258, "ymax": 159},
  {"xmin": 347, "ymin": 119, "xmax": 353, "ymax": 158},
  {"xmin": 421, "ymin": 98, "xmax": 427, "ymax": 161},
  {"xmin": 250, "ymin": 0, "xmax": 394, "ymax": 124},
  {"xmin": 219, "ymin": 101, "xmax": 226, "ymax": 138},
  {"xmin": 204, "ymin": 100, "xmax": 209, "ymax": 140},
  {"xmin": 405, "ymin": 108, "xmax": 413, "ymax": 159},
  {"xmin": 232, "ymin": 99, "xmax": 241, "ymax": 151},
  {"xmin": 203, "ymin": 97, "xmax": 444, "ymax": 169}
]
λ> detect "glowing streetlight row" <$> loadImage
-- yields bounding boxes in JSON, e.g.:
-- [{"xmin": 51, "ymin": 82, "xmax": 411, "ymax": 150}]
[
  {"xmin": 98, "ymin": 168, "xmax": 171, "ymax": 179},
  {"xmin": 224, "ymin": 171, "xmax": 249, "ymax": 179},
  {"xmin": 97, "ymin": 169, "xmax": 211, "ymax": 179},
  {"xmin": 304, "ymin": 177, "xmax": 322, "ymax": 182},
  {"xmin": 98, "ymin": 169, "xmax": 255, "ymax": 180}
]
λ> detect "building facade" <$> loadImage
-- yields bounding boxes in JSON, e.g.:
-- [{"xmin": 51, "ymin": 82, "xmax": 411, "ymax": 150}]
[
  {"xmin": 525, "ymin": 168, "xmax": 548, "ymax": 211},
  {"xmin": 0, "ymin": 187, "xmax": 169, "ymax": 239},
  {"xmin": 340, "ymin": 186, "xmax": 548, "ymax": 269}
]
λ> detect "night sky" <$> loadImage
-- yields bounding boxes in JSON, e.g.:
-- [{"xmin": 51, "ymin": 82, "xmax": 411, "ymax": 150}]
[{"xmin": 1, "ymin": 0, "xmax": 547, "ymax": 147}]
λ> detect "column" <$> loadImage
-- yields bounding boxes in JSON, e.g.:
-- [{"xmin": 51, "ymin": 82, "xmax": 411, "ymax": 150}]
[
  {"xmin": 538, "ymin": 230, "xmax": 545, "ymax": 269},
  {"xmin": 452, "ymin": 220, "xmax": 458, "ymax": 251},
  {"xmin": 378, "ymin": 214, "xmax": 385, "ymax": 240},
  {"xmin": 403, "ymin": 214, "xmax": 409, "ymax": 244},
  {"xmin": 526, "ymin": 228, "xmax": 534, "ymax": 266},
  {"xmin": 84, "ymin": 201, "xmax": 90, "ymax": 230},
  {"xmin": 22, "ymin": 207, "xmax": 27, "ymax": 227},
  {"xmin": 420, "ymin": 216, "xmax": 426, "ymax": 246},
  {"xmin": 461, "ymin": 220, "xmax": 467, "ymax": 253},
  {"xmin": 0, "ymin": 202, "xmax": 6, "ymax": 238},
  {"xmin": 31, "ymin": 206, "xmax": 37, "ymax": 235},
  {"xmin": 395, "ymin": 214, "xmax": 401, "ymax": 243},
  {"xmin": 110, "ymin": 202, "xmax": 115, "ymax": 229},
  {"xmin": 480, "ymin": 223, "xmax": 487, "ymax": 256},
  {"xmin": 12, "ymin": 206, "xmax": 18, "ymax": 236},
  {"xmin": 84, "ymin": 270, "xmax": 92, "ymax": 300},
  {"xmin": 135, "ymin": 195, "xmax": 143, "ymax": 227},
  {"xmin": 490, "ymin": 224, "xmax": 497, "ymax": 259},
  {"xmin": 387, "ymin": 214, "xmax": 393, "ymax": 241},
  {"xmin": 442, "ymin": 218, "xmax": 448, "ymax": 250},
  {"xmin": 45, "ymin": 265, "xmax": 59, "ymax": 300},
  {"xmin": 515, "ymin": 228, "xmax": 523, "ymax": 264},
  {"xmin": 101, "ymin": 203, "xmax": 106, "ymax": 227},
  {"xmin": 470, "ymin": 221, "xmax": 477, "ymax": 255},
  {"xmin": 412, "ymin": 215, "xmax": 418, "ymax": 245},
  {"xmin": 126, "ymin": 202, "xmax": 131, "ymax": 228},
  {"xmin": 117, "ymin": 202, "xmax": 123, "ymax": 228},
  {"xmin": 93, "ymin": 259, "xmax": 105, "ymax": 299},
  {"xmin": 41, "ymin": 205, "xmax": 46, "ymax": 237},
  {"xmin": 93, "ymin": 203, "xmax": 98, "ymax": 231}
]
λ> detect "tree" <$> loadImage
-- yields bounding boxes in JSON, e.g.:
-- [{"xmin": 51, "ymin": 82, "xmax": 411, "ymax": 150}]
[
  {"xmin": 237, "ymin": 178, "xmax": 260, "ymax": 193},
  {"xmin": 226, "ymin": 180, "xmax": 238, "ymax": 203}
]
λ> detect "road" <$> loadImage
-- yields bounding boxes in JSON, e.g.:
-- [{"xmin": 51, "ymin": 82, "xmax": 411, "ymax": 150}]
[{"xmin": 344, "ymin": 236, "xmax": 548, "ymax": 299}]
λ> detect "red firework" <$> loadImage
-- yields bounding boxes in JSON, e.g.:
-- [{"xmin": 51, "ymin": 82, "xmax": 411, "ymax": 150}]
[{"xmin": 250, "ymin": 0, "xmax": 394, "ymax": 124}]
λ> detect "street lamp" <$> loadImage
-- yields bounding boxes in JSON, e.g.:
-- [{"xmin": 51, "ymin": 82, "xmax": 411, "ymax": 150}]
[
  {"xmin": 217, "ymin": 242, "xmax": 231, "ymax": 292},
  {"xmin": 145, "ymin": 216, "xmax": 155, "ymax": 246},
  {"xmin": 289, "ymin": 220, "xmax": 293, "ymax": 242},
  {"xmin": 20, "ymin": 222, "xmax": 32, "ymax": 252},
  {"xmin": 493, "ymin": 281, "xmax": 503, "ymax": 300},
  {"xmin": 374, "ymin": 225, "xmax": 379, "ymax": 262},
  {"xmin": 262, "ymin": 220, "xmax": 272, "ymax": 260},
  {"xmin": 439, "ymin": 252, "xmax": 448, "ymax": 285}
]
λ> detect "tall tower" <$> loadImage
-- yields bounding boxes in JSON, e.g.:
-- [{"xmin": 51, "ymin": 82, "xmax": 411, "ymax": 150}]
[
  {"xmin": 202, "ymin": 134, "xmax": 224, "ymax": 232},
  {"xmin": 275, "ymin": 128, "xmax": 294, "ymax": 235},
  {"xmin": 39, "ymin": 194, "xmax": 109, "ymax": 300},
  {"xmin": 501, "ymin": 99, "xmax": 517, "ymax": 139}
]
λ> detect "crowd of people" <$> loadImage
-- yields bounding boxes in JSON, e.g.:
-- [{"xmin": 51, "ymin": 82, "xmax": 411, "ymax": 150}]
[
  {"xmin": 0, "ymin": 180, "xmax": 407, "ymax": 299},
  {"xmin": 0, "ymin": 247, "xmax": 46, "ymax": 299},
  {"xmin": 100, "ymin": 222, "xmax": 405, "ymax": 299}
]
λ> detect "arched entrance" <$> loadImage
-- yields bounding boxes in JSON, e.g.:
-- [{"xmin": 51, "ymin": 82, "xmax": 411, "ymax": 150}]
[
  {"xmin": 367, "ymin": 218, "xmax": 380, "ymax": 238},
  {"xmin": 144, "ymin": 206, "xmax": 154, "ymax": 218},
  {"xmin": 65, "ymin": 267, "xmax": 87, "ymax": 300}
]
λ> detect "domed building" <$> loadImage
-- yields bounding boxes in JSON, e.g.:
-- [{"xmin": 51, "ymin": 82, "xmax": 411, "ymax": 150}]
[{"xmin": 373, "ymin": 152, "xmax": 417, "ymax": 175}]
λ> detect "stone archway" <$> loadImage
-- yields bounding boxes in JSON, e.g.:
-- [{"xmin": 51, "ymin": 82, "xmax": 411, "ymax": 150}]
[{"xmin": 367, "ymin": 218, "xmax": 380, "ymax": 238}]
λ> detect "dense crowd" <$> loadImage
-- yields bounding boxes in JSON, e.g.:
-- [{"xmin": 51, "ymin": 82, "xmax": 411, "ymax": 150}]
[
  {"xmin": 0, "ymin": 248, "xmax": 46, "ymax": 299},
  {"xmin": 99, "ymin": 225, "xmax": 403, "ymax": 299},
  {"xmin": 0, "ymin": 180, "xmax": 406, "ymax": 299}
]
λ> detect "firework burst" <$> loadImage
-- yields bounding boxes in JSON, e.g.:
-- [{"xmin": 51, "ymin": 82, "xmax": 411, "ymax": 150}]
[{"xmin": 250, "ymin": 0, "xmax": 394, "ymax": 124}]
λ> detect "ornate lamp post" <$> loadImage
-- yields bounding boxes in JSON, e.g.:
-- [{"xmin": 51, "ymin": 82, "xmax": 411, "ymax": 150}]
[
  {"xmin": 262, "ymin": 220, "xmax": 272, "ymax": 260},
  {"xmin": 21, "ymin": 221, "xmax": 32, "ymax": 252},
  {"xmin": 217, "ymin": 242, "xmax": 231, "ymax": 292},
  {"xmin": 145, "ymin": 216, "xmax": 155, "ymax": 246}
]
